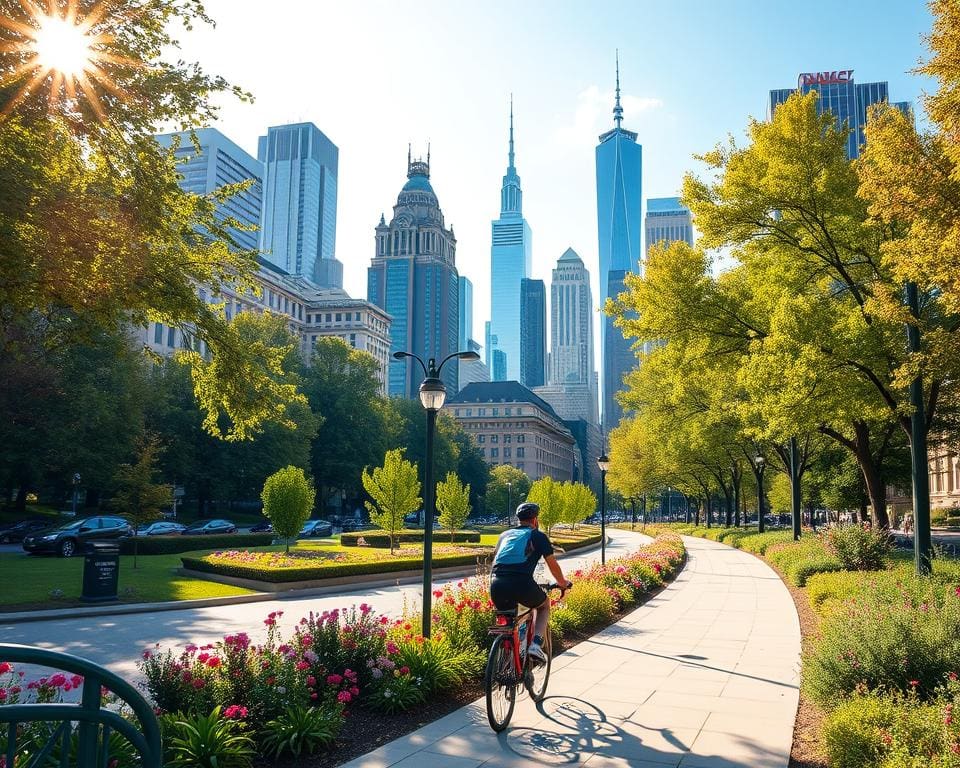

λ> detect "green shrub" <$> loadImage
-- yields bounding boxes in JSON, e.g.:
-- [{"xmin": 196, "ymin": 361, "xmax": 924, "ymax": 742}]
[
  {"xmin": 766, "ymin": 538, "xmax": 843, "ymax": 586},
  {"xmin": 261, "ymin": 704, "xmax": 341, "ymax": 759},
  {"xmin": 823, "ymin": 524, "xmax": 892, "ymax": 571},
  {"xmin": 737, "ymin": 531, "xmax": 794, "ymax": 554},
  {"xmin": 549, "ymin": 605, "xmax": 583, "ymax": 644},
  {"xmin": 391, "ymin": 634, "xmax": 482, "ymax": 695},
  {"xmin": 563, "ymin": 580, "xmax": 615, "ymax": 627},
  {"xmin": 803, "ymin": 580, "xmax": 960, "ymax": 706},
  {"xmin": 163, "ymin": 707, "xmax": 255, "ymax": 768},
  {"xmin": 340, "ymin": 530, "xmax": 480, "ymax": 547},
  {"xmin": 119, "ymin": 533, "xmax": 272, "ymax": 556}
]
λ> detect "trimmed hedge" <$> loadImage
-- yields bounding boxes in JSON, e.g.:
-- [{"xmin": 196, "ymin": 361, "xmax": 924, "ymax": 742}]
[
  {"xmin": 340, "ymin": 530, "xmax": 480, "ymax": 547},
  {"xmin": 120, "ymin": 533, "xmax": 273, "ymax": 556},
  {"xmin": 182, "ymin": 550, "xmax": 493, "ymax": 584}
]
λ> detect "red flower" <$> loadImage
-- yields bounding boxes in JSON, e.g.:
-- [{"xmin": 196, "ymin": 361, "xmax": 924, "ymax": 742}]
[
  {"xmin": 0, "ymin": 662, "xmax": 12, "ymax": 675},
  {"xmin": 327, "ymin": 673, "xmax": 343, "ymax": 685},
  {"xmin": 206, "ymin": 657, "xmax": 221, "ymax": 668},
  {"xmin": 433, "ymin": 590, "xmax": 443, "ymax": 598}
]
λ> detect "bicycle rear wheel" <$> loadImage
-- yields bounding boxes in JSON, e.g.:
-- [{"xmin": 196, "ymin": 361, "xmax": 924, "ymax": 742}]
[
  {"xmin": 485, "ymin": 635, "xmax": 516, "ymax": 732},
  {"xmin": 524, "ymin": 631, "xmax": 552, "ymax": 702}
]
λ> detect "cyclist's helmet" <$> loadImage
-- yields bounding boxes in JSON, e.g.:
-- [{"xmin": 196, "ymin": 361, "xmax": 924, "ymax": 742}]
[{"xmin": 516, "ymin": 502, "xmax": 540, "ymax": 520}]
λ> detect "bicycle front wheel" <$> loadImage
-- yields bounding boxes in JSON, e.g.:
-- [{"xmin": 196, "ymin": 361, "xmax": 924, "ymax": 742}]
[
  {"xmin": 485, "ymin": 635, "xmax": 516, "ymax": 732},
  {"xmin": 524, "ymin": 631, "xmax": 552, "ymax": 702}
]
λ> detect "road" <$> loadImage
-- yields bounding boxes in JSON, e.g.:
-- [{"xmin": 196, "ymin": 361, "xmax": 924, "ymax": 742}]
[{"xmin": 1, "ymin": 528, "xmax": 647, "ymax": 681}]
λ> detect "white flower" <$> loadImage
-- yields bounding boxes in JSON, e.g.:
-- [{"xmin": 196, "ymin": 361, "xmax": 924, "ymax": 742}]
[
  {"xmin": 384, "ymin": 690, "xmax": 392, "ymax": 698},
  {"xmin": 276, "ymin": 686, "xmax": 286, "ymax": 694}
]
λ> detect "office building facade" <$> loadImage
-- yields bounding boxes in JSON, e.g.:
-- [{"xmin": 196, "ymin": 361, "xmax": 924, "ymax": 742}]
[
  {"xmin": 258, "ymin": 122, "xmax": 342, "ymax": 287},
  {"xmin": 445, "ymin": 381, "xmax": 577, "ymax": 482},
  {"xmin": 769, "ymin": 70, "xmax": 911, "ymax": 160},
  {"xmin": 520, "ymin": 278, "xmax": 546, "ymax": 388},
  {"xmin": 596, "ymin": 57, "xmax": 642, "ymax": 431},
  {"xmin": 489, "ymin": 100, "xmax": 533, "ymax": 381},
  {"xmin": 645, "ymin": 197, "xmax": 693, "ymax": 254},
  {"xmin": 458, "ymin": 275, "xmax": 473, "ymax": 351},
  {"xmin": 155, "ymin": 128, "xmax": 263, "ymax": 253},
  {"xmin": 368, "ymin": 150, "xmax": 460, "ymax": 398},
  {"xmin": 550, "ymin": 248, "xmax": 596, "ymax": 390}
]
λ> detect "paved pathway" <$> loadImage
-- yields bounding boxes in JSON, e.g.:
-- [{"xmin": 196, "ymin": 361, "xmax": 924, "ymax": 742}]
[
  {"xmin": 343, "ymin": 535, "xmax": 801, "ymax": 768},
  {"xmin": 1, "ymin": 530, "xmax": 640, "ymax": 680}
]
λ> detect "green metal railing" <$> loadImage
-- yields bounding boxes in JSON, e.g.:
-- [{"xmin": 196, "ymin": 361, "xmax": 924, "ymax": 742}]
[{"xmin": 0, "ymin": 643, "xmax": 161, "ymax": 767}]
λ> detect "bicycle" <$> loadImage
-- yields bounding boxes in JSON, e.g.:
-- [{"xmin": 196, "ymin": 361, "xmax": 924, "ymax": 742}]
[{"xmin": 484, "ymin": 583, "xmax": 563, "ymax": 732}]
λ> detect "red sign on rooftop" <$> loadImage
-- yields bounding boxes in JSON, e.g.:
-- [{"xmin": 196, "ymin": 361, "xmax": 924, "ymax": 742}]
[{"xmin": 798, "ymin": 70, "xmax": 854, "ymax": 88}]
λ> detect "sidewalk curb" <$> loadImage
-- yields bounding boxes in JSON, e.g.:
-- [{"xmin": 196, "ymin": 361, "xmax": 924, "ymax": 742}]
[{"xmin": 0, "ymin": 537, "xmax": 609, "ymax": 626}]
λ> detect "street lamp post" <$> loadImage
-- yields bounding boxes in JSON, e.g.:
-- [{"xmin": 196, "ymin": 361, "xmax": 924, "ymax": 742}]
[
  {"xmin": 393, "ymin": 348, "xmax": 479, "ymax": 638},
  {"xmin": 71, "ymin": 473, "xmax": 81, "ymax": 517},
  {"xmin": 597, "ymin": 454, "xmax": 610, "ymax": 565},
  {"xmin": 506, "ymin": 481, "xmax": 512, "ymax": 526},
  {"xmin": 754, "ymin": 455, "xmax": 766, "ymax": 534}
]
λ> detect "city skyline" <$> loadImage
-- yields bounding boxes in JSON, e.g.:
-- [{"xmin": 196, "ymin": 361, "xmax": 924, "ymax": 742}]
[{"xmin": 172, "ymin": 1, "xmax": 933, "ymax": 355}]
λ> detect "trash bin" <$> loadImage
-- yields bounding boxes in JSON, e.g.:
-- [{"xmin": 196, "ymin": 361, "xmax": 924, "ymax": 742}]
[{"xmin": 81, "ymin": 542, "xmax": 120, "ymax": 602}]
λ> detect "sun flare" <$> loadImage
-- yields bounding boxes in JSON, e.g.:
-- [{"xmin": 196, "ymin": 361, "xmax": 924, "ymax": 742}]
[{"xmin": 0, "ymin": 1, "xmax": 128, "ymax": 118}]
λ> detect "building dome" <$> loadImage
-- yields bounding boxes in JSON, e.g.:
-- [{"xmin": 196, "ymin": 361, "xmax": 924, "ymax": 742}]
[{"xmin": 397, "ymin": 155, "xmax": 437, "ymax": 206}]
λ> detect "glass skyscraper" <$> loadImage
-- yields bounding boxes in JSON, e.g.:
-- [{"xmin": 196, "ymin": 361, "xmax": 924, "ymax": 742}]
[
  {"xmin": 489, "ymin": 99, "xmax": 532, "ymax": 381},
  {"xmin": 645, "ymin": 197, "xmax": 693, "ymax": 254},
  {"xmin": 520, "ymin": 278, "xmax": 546, "ymax": 388},
  {"xmin": 596, "ymin": 57, "xmax": 642, "ymax": 431},
  {"xmin": 368, "ymin": 150, "xmax": 460, "ymax": 398},
  {"xmin": 258, "ymin": 122, "xmax": 342, "ymax": 287},
  {"xmin": 458, "ymin": 275, "xmax": 473, "ymax": 351},
  {"xmin": 769, "ymin": 70, "xmax": 911, "ymax": 160},
  {"xmin": 155, "ymin": 128, "xmax": 263, "ymax": 253}
]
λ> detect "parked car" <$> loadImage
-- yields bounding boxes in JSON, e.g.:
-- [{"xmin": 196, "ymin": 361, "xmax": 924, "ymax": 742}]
[
  {"xmin": 181, "ymin": 519, "xmax": 237, "ymax": 535},
  {"xmin": 299, "ymin": 519, "xmax": 333, "ymax": 538},
  {"xmin": 341, "ymin": 519, "xmax": 374, "ymax": 533},
  {"xmin": 22, "ymin": 516, "xmax": 134, "ymax": 557},
  {"xmin": 249, "ymin": 520, "xmax": 273, "ymax": 533},
  {"xmin": 138, "ymin": 521, "xmax": 187, "ymax": 536},
  {"xmin": 0, "ymin": 518, "xmax": 51, "ymax": 544}
]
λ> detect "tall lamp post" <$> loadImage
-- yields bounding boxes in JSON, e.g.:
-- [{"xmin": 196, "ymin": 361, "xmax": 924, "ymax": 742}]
[
  {"xmin": 71, "ymin": 473, "xmax": 81, "ymax": 517},
  {"xmin": 597, "ymin": 453, "xmax": 610, "ymax": 565},
  {"xmin": 393, "ymin": 349, "xmax": 479, "ymax": 638},
  {"xmin": 754, "ymin": 455, "xmax": 766, "ymax": 534},
  {"xmin": 506, "ymin": 481, "xmax": 512, "ymax": 526}
]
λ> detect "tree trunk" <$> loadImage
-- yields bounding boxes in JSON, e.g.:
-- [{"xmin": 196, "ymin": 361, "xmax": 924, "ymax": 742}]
[
  {"xmin": 820, "ymin": 421, "xmax": 891, "ymax": 530},
  {"xmin": 732, "ymin": 466, "xmax": 742, "ymax": 528},
  {"xmin": 14, "ymin": 485, "xmax": 27, "ymax": 513}
]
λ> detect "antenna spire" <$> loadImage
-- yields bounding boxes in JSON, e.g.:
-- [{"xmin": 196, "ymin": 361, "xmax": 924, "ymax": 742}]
[
  {"xmin": 614, "ymin": 49, "xmax": 623, "ymax": 128},
  {"xmin": 508, "ymin": 94, "xmax": 515, "ymax": 170}
]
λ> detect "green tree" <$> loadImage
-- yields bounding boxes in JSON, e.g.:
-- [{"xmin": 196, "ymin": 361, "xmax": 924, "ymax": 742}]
[
  {"xmin": 0, "ymin": 2, "xmax": 302, "ymax": 441},
  {"xmin": 362, "ymin": 449, "xmax": 421, "ymax": 554},
  {"xmin": 436, "ymin": 472, "xmax": 471, "ymax": 543},
  {"xmin": 486, "ymin": 465, "xmax": 532, "ymax": 522},
  {"xmin": 527, "ymin": 477, "xmax": 564, "ymax": 534},
  {"xmin": 301, "ymin": 338, "xmax": 387, "ymax": 511},
  {"xmin": 110, "ymin": 435, "xmax": 173, "ymax": 568},
  {"xmin": 562, "ymin": 482, "xmax": 597, "ymax": 528},
  {"xmin": 452, "ymin": 430, "xmax": 490, "ymax": 514},
  {"xmin": 384, "ymin": 398, "xmax": 460, "ymax": 487},
  {"xmin": 261, "ymin": 466, "xmax": 315, "ymax": 553}
]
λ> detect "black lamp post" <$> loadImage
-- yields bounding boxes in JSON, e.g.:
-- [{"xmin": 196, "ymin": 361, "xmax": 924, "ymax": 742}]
[
  {"xmin": 597, "ymin": 453, "xmax": 610, "ymax": 565},
  {"xmin": 754, "ymin": 455, "xmax": 766, "ymax": 533},
  {"xmin": 506, "ymin": 481, "xmax": 512, "ymax": 526},
  {"xmin": 393, "ymin": 349, "xmax": 479, "ymax": 638},
  {"xmin": 71, "ymin": 472, "xmax": 81, "ymax": 517}
]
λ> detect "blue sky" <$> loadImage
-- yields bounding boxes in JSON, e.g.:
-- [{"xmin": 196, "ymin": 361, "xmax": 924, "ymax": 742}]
[{"xmin": 180, "ymin": 0, "xmax": 934, "ymax": 347}]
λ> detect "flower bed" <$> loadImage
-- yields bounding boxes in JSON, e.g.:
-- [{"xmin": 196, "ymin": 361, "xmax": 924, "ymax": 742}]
[
  {"xmin": 109, "ymin": 533, "xmax": 685, "ymax": 765},
  {"xmin": 340, "ymin": 530, "xmax": 481, "ymax": 547}
]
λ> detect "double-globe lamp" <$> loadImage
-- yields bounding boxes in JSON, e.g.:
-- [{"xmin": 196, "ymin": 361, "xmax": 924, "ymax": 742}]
[
  {"xmin": 393, "ymin": 349, "xmax": 479, "ymax": 638},
  {"xmin": 597, "ymin": 453, "xmax": 610, "ymax": 565}
]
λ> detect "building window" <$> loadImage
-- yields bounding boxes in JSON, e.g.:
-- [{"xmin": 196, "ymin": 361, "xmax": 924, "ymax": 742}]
[
  {"xmin": 504, "ymin": 434, "xmax": 511, "ymax": 443},
  {"xmin": 311, "ymin": 335, "xmax": 317, "ymax": 343},
  {"xmin": 517, "ymin": 434, "xmax": 525, "ymax": 443},
  {"xmin": 490, "ymin": 434, "xmax": 498, "ymax": 443},
  {"xmin": 466, "ymin": 409, "xmax": 473, "ymax": 417},
  {"xmin": 153, "ymin": 323, "xmax": 163, "ymax": 344},
  {"xmin": 517, "ymin": 447, "xmax": 525, "ymax": 458},
  {"xmin": 479, "ymin": 408, "xmax": 486, "ymax": 416},
  {"xmin": 454, "ymin": 409, "xmax": 460, "ymax": 417},
  {"xmin": 167, "ymin": 327, "xmax": 176, "ymax": 348},
  {"xmin": 517, "ymin": 462, "xmax": 524, "ymax": 470},
  {"xmin": 479, "ymin": 448, "xmax": 485, "ymax": 457},
  {"xmin": 491, "ymin": 448, "xmax": 499, "ymax": 458},
  {"xmin": 504, "ymin": 447, "xmax": 511, "ymax": 458},
  {"xmin": 477, "ymin": 435, "xmax": 485, "ymax": 444},
  {"xmin": 350, "ymin": 334, "xmax": 356, "ymax": 347},
  {"xmin": 492, "ymin": 408, "xmax": 499, "ymax": 416},
  {"xmin": 505, "ymin": 407, "xmax": 512, "ymax": 416},
  {"xmin": 326, "ymin": 313, "xmax": 332, "ymax": 322},
  {"xmin": 336, "ymin": 313, "xmax": 342, "ymax": 321},
  {"xmin": 355, "ymin": 312, "xmax": 361, "ymax": 321}
]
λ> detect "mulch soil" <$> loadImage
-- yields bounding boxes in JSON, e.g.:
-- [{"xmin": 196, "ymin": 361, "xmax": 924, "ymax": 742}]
[{"xmin": 261, "ymin": 566, "xmax": 680, "ymax": 767}]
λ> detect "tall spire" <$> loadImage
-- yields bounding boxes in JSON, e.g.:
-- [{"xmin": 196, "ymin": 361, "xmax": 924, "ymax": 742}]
[
  {"xmin": 508, "ymin": 93, "xmax": 515, "ymax": 171},
  {"xmin": 613, "ymin": 49, "xmax": 623, "ymax": 128}
]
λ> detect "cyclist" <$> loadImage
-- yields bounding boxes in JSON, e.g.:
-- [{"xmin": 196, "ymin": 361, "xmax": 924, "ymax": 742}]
[{"xmin": 489, "ymin": 501, "xmax": 573, "ymax": 663}]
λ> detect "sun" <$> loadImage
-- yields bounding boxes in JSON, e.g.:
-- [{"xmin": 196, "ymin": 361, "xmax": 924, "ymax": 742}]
[
  {"xmin": 31, "ymin": 13, "xmax": 94, "ymax": 78},
  {"xmin": 0, "ymin": 1, "xmax": 126, "ymax": 118}
]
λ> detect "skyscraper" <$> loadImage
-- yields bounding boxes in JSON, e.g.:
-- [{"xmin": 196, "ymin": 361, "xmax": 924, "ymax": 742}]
[
  {"xmin": 368, "ymin": 149, "xmax": 460, "ymax": 398},
  {"xmin": 769, "ymin": 70, "xmax": 911, "ymax": 160},
  {"xmin": 520, "ymin": 278, "xmax": 546, "ymax": 388},
  {"xmin": 258, "ymin": 122, "xmax": 343, "ymax": 287},
  {"xmin": 489, "ymin": 98, "xmax": 532, "ymax": 381},
  {"xmin": 155, "ymin": 128, "xmax": 263, "ymax": 253},
  {"xmin": 645, "ymin": 197, "xmax": 693, "ymax": 255},
  {"xmin": 458, "ymin": 275, "xmax": 473, "ymax": 351},
  {"xmin": 550, "ymin": 248, "xmax": 596, "ymax": 389},
  {"xmin": 596, "ymin": 55, "xmax": 642, "ymax": 431}
]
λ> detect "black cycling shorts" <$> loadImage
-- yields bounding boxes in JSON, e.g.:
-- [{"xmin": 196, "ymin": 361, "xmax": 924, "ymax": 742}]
[{"xmin": 490, "ymin": 573, "xmax": 547, "ymax": 611}]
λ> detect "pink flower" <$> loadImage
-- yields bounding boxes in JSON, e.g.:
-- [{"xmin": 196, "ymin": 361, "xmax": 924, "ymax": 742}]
[
  {"xmin": 49, "ymin": 674, "xmax": 66, "ymax": 688},
  {"xmin": 296, "ymin": 661, "xmax": 310, "ymax": 671},
  {"xmin": 307, "ymin": 675, "xmax": 316, "ymax": 686},
  {"xmin": 223, "ymin": 705, "xmax": 248, "ymax": 719},
  {"xmin": 399, "ymin": 666, "xmax": 410, "ymax": 676},
  {"xmin": 300, "ymin": 635, "xmax": 313, "ymax": 647},
  {"xmin": 326, "ymin": 673, "xmax": 343, "ymax": 685},
  {"xmin": 310, "ymin": 692, "xmax": 318, "ymax": 700},
  {"xmin": 141, "ymin": 650, "xmax": 152, "ymax": 660},
  {"xmin": 337, "ymin": 690, "xmax": 352, "ymax": 703},
  {"xmin": 0, "ymin": 662, "xmax": 12, "ymax": 675},
  {"xmin": 909, "ymin": 680, "xmax": 919, "ymax": 688},
  {"xmin": 205, "ymin": 657, "xmax": 221, "ymax": 668},
  {"xmin": 192, "ymin": 679, "xmax": 205, "ymax": 689}
]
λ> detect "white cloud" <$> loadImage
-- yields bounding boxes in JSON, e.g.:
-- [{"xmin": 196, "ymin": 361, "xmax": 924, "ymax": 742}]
[{"xmin": 553, "ymin": 86, "xmax": 663, "ymax": 148}]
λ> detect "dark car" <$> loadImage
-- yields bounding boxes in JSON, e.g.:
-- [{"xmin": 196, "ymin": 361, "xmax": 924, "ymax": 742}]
[
  {"xmin": 249, "ymin": 521, "xmax": 273, "ymax": 533},
  {"xmin": 22, "ymin": 516, "xmax": 134, "ymax": 557},
  {"xmin": 182, "ymin": 519, "xmax": 237, "ymax": 535},
  {"xmin": 299, "ymin": 519, "xmax": 333, "ymax": 538},
  {"xmin": 0, "ymin": 519, "xmax": 51, "ymax": 544},
  {"xmin": 138, "ymin": 521, "xmax": 187, "ymax": 536}
]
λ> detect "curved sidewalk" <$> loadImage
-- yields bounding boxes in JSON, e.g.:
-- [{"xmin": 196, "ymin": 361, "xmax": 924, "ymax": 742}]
[{"xmin": 343, "ymin": 535, "xmax": 801, "ymax": 768}]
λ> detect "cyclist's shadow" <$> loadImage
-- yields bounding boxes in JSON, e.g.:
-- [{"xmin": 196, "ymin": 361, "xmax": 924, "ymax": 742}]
[{"xmin": 497, "ymin": 695, "xmax": 683, "ymax": 764}]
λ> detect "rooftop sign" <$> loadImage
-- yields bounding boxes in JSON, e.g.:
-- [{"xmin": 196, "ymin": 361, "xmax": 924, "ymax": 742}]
[{"xmin": 798, "ymin": 70, "xmax": 854, "ymax": 88}]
